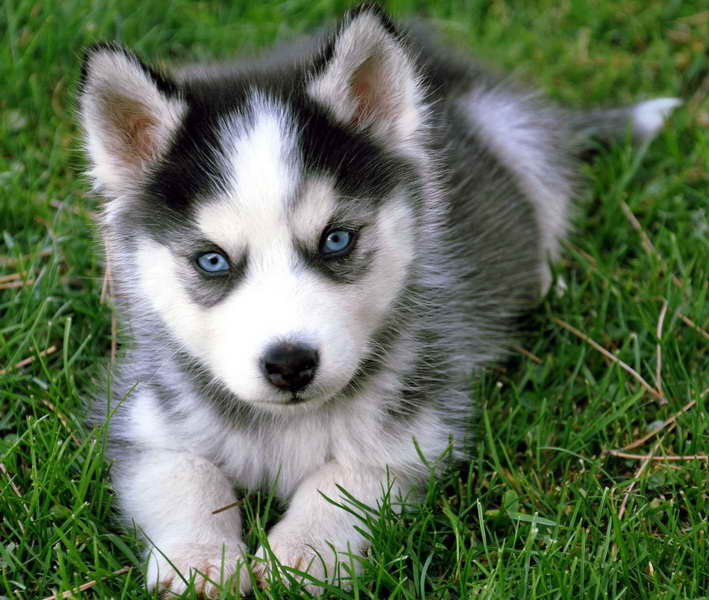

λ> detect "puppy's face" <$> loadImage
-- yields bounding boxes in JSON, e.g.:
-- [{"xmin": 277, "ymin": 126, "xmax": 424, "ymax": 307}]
[
  {"xmin": 79, "ymin": 8, "xmax": 428, "ymax": 413},
  {"xmin": 134, "ymin": 97, "xmax": 418, "ymax": 412}
]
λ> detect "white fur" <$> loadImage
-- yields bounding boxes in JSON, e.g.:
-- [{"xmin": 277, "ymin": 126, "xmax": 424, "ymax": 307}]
[
  {"xmin": 136, "ymin": 184, "xmax": 417, "ymax": 414},
  {"xmin": 632, "ymin": 97, "xmax": 682, "ymax": 140},
  {"xmin": 122, "ymin": 86, "xmax": 433, "ymax": 593},
  {"xmin": 115, "ymin": 330, "xmax": 450, "ymax": 595},
  {"xmin": 116, "ymin": 338, "xmax": 450, "ymax": 594},
  {"xmin": 120, "ymin": 450, "xmax": 249, "ymax": 595},
  {"xmin": 202, "ymin": 95, "xmax": 300, "ymax": 255},
  {"xmin": 202, "ymin": 192, "xmax": 414, "ymax": 411},
  {"xmin": 290, "ymin": 177, "xmax": 338, "ymax": 242},
  {"xmin": 134, "ymin": 238, "xmax": 204, "ymax": 354}
]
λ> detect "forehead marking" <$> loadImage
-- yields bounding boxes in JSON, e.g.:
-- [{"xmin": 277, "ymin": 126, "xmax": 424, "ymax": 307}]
[
  {"xmin": 197, "ymin": 94, "xmax": 300, "ymax": 254},
  {"xmin": 291, "ymin": 177, "xmax": 338, "ymax": 242}
]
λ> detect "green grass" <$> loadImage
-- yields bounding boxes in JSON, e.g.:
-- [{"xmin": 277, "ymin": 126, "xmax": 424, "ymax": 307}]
[{"xmin": 1, "ymin": 1, "xmax": 707, "ymax": 598}]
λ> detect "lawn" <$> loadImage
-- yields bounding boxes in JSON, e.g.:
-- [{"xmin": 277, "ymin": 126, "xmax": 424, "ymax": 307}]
[{"xmin": 0, "ymin": 1, "xmax": 707, "ymax": 598}]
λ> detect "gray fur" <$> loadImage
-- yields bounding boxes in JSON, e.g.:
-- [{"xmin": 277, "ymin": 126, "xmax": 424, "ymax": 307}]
[{"xmin": 80, "ymin": 7, "xmax": 678, "ymax": 595}]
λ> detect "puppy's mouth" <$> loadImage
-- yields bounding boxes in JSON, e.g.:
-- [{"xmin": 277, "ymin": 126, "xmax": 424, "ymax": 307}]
[
  {"xmin": 255, "ymin": 390, "xmax": 319, "ymax": 407},
  {"xmin": 254, "ymin": 386, "xmax": 338, "ymax": 410},
  {"xmin": 289, "ymin": 393, "xmax": 308, "ymax": 405}
]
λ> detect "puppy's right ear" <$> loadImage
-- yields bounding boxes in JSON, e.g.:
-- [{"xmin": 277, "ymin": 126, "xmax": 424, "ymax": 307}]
[{"xmin": 78, "ymin": 43, "xmax": 186, "ymax": 198}]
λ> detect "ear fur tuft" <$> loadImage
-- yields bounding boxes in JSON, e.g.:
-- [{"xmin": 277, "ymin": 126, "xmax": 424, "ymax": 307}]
[
  {"xmin": 78, "ymin": 43, "xmax": 186, "ymax": 198},
  {"xmin": 307, "ymin": 5, "xmax": 426, "ymax": 148}
]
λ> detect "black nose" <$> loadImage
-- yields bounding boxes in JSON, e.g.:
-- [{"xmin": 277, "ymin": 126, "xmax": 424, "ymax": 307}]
[{"xmin": 260, "ymin": 343, "xmax": 319, "ymax": 393}]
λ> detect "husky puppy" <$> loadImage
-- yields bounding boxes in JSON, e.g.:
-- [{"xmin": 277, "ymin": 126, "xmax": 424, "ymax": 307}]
[{"xmin": 79, "ymin": 4, "xmax": 679, "ymax": 596}]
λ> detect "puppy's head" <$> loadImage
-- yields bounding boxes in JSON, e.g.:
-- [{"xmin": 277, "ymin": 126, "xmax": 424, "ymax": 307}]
[{"xmin": 79, "ymin": 6, "xmax": 430, "ymax": 414}]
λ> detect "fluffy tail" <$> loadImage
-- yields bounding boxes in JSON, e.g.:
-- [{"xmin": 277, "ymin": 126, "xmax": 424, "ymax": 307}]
[{"xmin": 570, "ymin": 97, "xmax": 682, "ymax": 150}]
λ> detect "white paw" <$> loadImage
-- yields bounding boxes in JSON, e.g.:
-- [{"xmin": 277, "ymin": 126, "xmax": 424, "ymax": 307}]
[
  {"xmin": 253, "ymin": 532, "xmax": 358, "ymax": 595},
  {"xmin": 147, "ymin": 542, "xmax": 251, "ymax": 598}
]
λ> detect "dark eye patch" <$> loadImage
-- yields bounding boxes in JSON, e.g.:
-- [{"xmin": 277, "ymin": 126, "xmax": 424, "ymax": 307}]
[
  {"xmin": 296, "ymin": 224, "xmax": 374, "ymax": 284},
  {"xmin": 170, "ymin": 240, "xmax": 249, "ymax": 307}
]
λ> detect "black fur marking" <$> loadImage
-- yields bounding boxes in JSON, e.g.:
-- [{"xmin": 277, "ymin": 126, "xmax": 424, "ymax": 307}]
[
  {"xmin": 142, "ymin": 96, "xmax": 249, "ymax": 215},
  {"xmin": 295, "ymin": 236, "xmax": 375, "ymax": 285},
  {"xmin": 183, "ymin": 247, "xmax": 249, "ymax": 308},
  {"xmin": 151, "ymin": 381, "xmax": 189, "ymax": 421},
  {"xmin": 130, "ymin": 72, "xmax": 410, "ymax": 228},
  {"xmin": 104, "ymin": 26, "xmax": 417, "ymax": 242},
  {"xmin": 292, "ymin": 95, "xmax": 411, "ymax": 200},
  {"xmin": 382, "ymin": 328, "xmax": 451, "ymax": 427}
]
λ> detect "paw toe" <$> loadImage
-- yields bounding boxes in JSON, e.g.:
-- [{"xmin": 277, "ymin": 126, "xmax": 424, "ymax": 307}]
[{"xmin": 148, "ymin": 543, "xmax": 250, "ymax": 598}]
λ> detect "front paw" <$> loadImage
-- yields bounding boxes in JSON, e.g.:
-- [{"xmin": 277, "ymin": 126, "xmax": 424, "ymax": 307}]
[
  {"xmin": 254, "ymin": 531, "xmax": 359, "ymax": 595},
  {"xmin": 147, "ymin": 542, "xmax": 250, "ymax": 598}
]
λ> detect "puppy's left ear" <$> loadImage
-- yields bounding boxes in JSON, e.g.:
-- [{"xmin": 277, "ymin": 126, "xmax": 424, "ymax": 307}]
[{"xmin": 307, "ymin": 5, "xmax": 426, "ymax": 148}]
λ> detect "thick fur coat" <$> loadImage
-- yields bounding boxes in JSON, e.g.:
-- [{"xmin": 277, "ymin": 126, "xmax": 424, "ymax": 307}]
[{"xmin": 79, "ymin": 5, "xmax": 679, "ymax": 596}]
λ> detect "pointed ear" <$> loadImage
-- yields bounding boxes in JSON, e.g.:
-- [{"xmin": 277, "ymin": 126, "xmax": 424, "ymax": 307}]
[
  {"xmin": 78, "ymin": 43, "xmax": 186, "ymax": 197},
  {"xmin": 307, "ymin": 5, "xmax": 426, "ymax": 147}
]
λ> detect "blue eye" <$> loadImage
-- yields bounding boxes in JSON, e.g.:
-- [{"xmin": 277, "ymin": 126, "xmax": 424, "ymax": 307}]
[
  {"xmin": 196, "ymin": 251, "xmax": 230, "ymax": 274},
  {"xmin": 320, "ymin": 229, "xmax": 355, "ymax": 256}
]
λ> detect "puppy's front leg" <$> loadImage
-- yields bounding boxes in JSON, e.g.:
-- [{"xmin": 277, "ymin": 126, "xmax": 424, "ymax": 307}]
[
  {"xmin": 118, "ymin": 450, "xmax": 250, "ymax": 597},
  {"xmin": 255, "ymin": 462, "xmax": 406, "ymax": 593}
]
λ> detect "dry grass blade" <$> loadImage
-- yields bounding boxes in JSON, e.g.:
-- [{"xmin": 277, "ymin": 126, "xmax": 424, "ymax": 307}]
[
  {"xmin": 678, "ymin": 313, "xmax": 709, "ymax": 341},
  {"xmin": 40, "ymin": 566, "xmax": 132, "ymax": 600},
  {"xmin": 677, "ymin": 9, "xmax": 709, "ymax": 24},
  {"xmin": 612, "ymin": 393, "xmax": 707, "ymax": 540},
  {"xmin": 618, "ymin": 202, "xmax": 685, "ymax": 289},
  {"xmin": 608, "ymin": 450, "xmax": 707, "ymax": 461},
  {"xmin": 0, "ymin": 278, "xmax": 35, "ymax": 290},
  {"xmin": 111, "ymin": 311, "xmax": 118, "ymax": 363},
  {"xmin": 620, "ymin": 201, "xmax": 659, "ymax": 258},
  {"xmin": 99, "ymin": 266, "xmax": 110, "ymax": 305},
  {"xmin": 687, "ymin": 73, "xmax": 709, "ymax": 115},
  {"xmin": 552, "ymin": 317, "xmax": 664, "ymax": 402},
  {"xmin": 618, "ymin": 438, "xmax": 662, "ymax": 521},
  {"xmin": 513, "ymin": 344, "xmax": 542, "ymax": 364},
  {"xmin": 0, "ymin": 462, "xmax": 30, "ymax": 534},
  {"xmin": 48, "ymin": 198, "xmax": 99, "ymax": 220},
  {"xmin": 620, "ymin": 399, "xmax": 696, "ymax": 451},
  {"xmin": 101, "ymin": 237, "xmax": 119, "ymax": 362},
  {"xmin": 99, "ymin": 237, "xmax": 112, "ymax": 305},
  {"xmin": 655, "ymin": 299, "xmax": 668, "ymax": 405},
  {"xmin": 0, "ymin": 272, "xmax": 27, "ymax": 283},
  {"xmin": 212, "ymin": 499, "xmax": 243, "ymax": 514},
  {"xmin": 563, "ymin": 241, "xmax": 598, "ymax": 267},
  {"xmin": 0, "ymin": 247, "xmax": 53, "ymax": 267},
  {"xmin": 0, "ymin": 463, "xmax": 27, "ymax": 506},
  {"xmin": 0, "ymin": 345, "xmax": 58, "ymax": 375}
]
